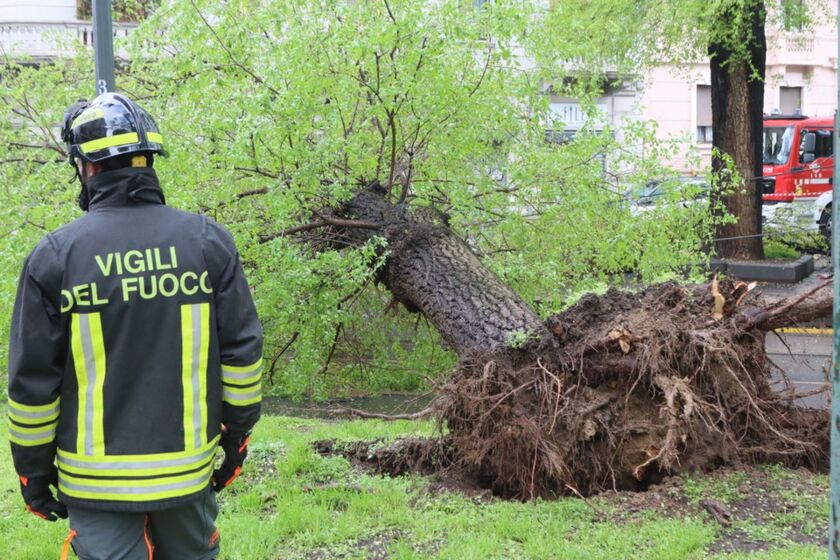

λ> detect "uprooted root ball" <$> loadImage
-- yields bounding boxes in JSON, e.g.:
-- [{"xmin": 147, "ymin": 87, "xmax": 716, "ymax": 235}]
[
  {"xmin": 319, "ymin": 281, "xmax": 829, "ymax": 500},
  {"xmin": 436, "ymin": 281, "xmax": 828, "ymax": 499}
]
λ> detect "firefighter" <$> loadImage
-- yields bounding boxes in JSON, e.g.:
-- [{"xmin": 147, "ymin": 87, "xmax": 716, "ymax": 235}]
[{"xmin": 7, "ymin": 92, "xmax": 262, "ymax": 559}]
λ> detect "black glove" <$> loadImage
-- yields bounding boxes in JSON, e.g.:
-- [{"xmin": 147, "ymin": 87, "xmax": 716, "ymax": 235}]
[
  {"xmin": 19, "ymin": 468, "xmax": 68, "ymax": 522},
  {"xmin": 213, "ymin": 427, "xmax": 250, "ymax": 492}
]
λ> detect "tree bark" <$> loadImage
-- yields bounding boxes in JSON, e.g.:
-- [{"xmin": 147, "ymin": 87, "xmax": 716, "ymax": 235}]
[
  {"xmin": 336, "ymin": 184, "xmax": 550, "ymax": 354},
  {"xmin": 709, "ymin": 0, "xmax": 766, "ymax": 260}
]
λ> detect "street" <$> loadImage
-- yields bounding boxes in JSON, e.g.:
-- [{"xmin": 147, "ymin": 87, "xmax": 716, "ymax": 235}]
[{"xmin": 767, "ymin": 328, "xmax": 831, "ymax": 409}]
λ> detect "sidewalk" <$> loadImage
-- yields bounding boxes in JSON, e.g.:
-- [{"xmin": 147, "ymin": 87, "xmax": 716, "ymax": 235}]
[
  {"xmin": 754, "ymin": 254, "xmax": 833, "ymax": 408},
  {"xmin": 754, "ymin": 254, "xmax": 832, "ymax": 328}
]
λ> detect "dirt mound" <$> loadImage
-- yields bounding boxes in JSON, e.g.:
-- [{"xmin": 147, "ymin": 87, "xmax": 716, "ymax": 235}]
[{"xmin": 314, "ymin": 437, "xmax": 454, "ymax": 478}]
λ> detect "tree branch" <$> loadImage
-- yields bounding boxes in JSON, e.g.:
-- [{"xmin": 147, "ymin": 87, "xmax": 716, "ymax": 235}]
[
  {"xmin": 383, "ymin": 0, "xmax": 397, "ymax": 25},
  {"xmin": 236, "ymin": 187, "xmax": 269, "ymax": 199},
  {"xmin": 189, "ymin": 0, "xmax": 281, "ymax": 97},
  {"xmin": 269, "ymin": 331, "xmax": 299, "ymax": 385},
  {"xmin": 317, "ymin": 322, "xmax": 344, "ymax": 377},
  {"xmin": 329, "ymin": 405, "xmax": 434, "ymax": 421},
  {"xmin": 233, "ymin": 166, "xmax": 281, "ymax": 179},
  {"xmin": 748, "ymin": 279, "xmax": 833, "ymax": 331},
  {"xmin": 387, "ymin": 110, "xmax": 398, "ymax": 197},
  {"xmin": 259, "ymin": 217, "xmax": 381, "ymax": 243},
  {"xmin": 468, "ymin": 45, "xmax": 493, "ymax": 98}
]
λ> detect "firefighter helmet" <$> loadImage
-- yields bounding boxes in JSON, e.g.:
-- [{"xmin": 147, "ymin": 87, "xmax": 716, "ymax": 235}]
[{"xmin": 61, "ymin": 92, "xmax": 165, "ymax": 164}]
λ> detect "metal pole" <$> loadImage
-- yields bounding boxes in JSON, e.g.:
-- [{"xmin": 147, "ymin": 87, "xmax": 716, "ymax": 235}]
[
  {"xmin": 830, "ymin": 1, "xmax": 840, "ymax": 557},
  {"xmin": 92, "ymin": 0, "xmax": 116, "ymax": 96}
]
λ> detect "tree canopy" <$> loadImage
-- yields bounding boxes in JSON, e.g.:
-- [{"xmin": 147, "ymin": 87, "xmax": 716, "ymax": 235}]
[{"xmin": 0, "ymin": 0, "xmax": 750, "ymax": 398}]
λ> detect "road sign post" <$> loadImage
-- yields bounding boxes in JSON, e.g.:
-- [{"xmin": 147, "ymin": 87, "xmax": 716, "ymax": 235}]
[{"xmin": 92, "ymin": 0, "xmax": 116, "ymax": 95}]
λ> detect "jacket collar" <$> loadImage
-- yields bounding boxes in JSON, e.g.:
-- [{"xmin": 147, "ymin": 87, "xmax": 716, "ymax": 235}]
[{"xmin": 86, "ymin": 167, "xmax": 165, "ymax": 211}]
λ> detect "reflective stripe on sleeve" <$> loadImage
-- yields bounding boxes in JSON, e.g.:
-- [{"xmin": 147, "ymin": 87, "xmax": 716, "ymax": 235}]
[
  {"xmin": 222, "ymin": 383, "xmax": 261, "ymax": 407},
  {"xmin": 221, "ymin": 358, "xmax": 262, "ymax": 387},
  {"xmin": 181, "ymin": 303, "xmax": 209, "ymax": 451},
  {"xmin": 8, "ymin": 419, "xmax": 58, "ymax": 446},
  {"xmin": 7, "ymin": 398, "xmax": 60, "ymax": 425},
  {"xmin": 71, "ymin": 313, "xmax": 107, "ymax": 456}
]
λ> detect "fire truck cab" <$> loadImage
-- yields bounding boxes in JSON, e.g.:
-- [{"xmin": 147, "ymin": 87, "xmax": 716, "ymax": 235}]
[{"xmin": 760, "ymin": 113, "xmax": 834, "ymax": 239}]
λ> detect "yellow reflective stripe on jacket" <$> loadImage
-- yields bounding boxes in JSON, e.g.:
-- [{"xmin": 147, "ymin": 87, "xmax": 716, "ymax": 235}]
[
  {"xmin": 58, "ymin": 462, "xmax": 213, "ymax": 503},
  {"xmin": 222, "ymin": 383, "xmax": 261, "ymax": 407},
  {"xmin": 57, "ymin": 435, "xmax": 219, "ymax": 478},
  {"xmin": 221, "ymin": 358, "xmax": 262, "ymax": 387},
  {"xmin": 8, "ymin": 419, "xmax": 58, "ymax": 446},
  {"xmin": 7, "ymin": 397, "xmax": 60, "ymax": 425},
  {"xmin": 181, "ymin": 303, "xmax": 209, "ymax": 451},
  {"xmin": 79, "ymin": 132, "xmax": 139, "ymax": 154},
  {"xmin": 71, "ymin": 313, "xmax": 107, "ymax": 456}
]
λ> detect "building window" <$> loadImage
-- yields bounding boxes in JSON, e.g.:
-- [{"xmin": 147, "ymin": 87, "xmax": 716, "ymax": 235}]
[
  {"xmin": 779, "ymin": 86, "xmax": 802, "ymax": 114},
  {"xmin": 696, "ymin": 85, "xmax": 712, "ymax": 144},
  {"xmin": 697, "ymin": 126, "xmax": 714, "ymax": 143},
  {"xmin": 545, "ymin": 130, "xmax": 575, "ymax": 144}
]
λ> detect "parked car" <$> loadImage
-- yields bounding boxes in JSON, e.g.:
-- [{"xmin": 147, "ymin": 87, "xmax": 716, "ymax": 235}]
[{"xmin": 627, "ymin": 176, "xmax": 710, "ymax": 215}]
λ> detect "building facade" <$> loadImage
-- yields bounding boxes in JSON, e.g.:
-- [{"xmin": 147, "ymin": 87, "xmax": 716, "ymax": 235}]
[
  {"xmin": 0, "ymin": 0, "xmax": 134, "ymax": 63},
  {"xmin": 639, "ymin": 8, "xmax": 838, "ymax": 173}
]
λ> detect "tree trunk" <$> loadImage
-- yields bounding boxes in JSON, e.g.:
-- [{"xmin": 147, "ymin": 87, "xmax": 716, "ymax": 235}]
[
  {"xmin": 709, "ymin": 0, "xmax": 766, "ymax": 260},
  {"xmin": 337, "ymin": 184, "xmax": 550, "ymax": 354}
]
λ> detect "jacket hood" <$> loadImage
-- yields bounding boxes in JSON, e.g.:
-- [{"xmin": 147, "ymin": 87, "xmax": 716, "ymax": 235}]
[{"xmin": 86, "ymin": 167, "xmax": 165, "ymax": 211}]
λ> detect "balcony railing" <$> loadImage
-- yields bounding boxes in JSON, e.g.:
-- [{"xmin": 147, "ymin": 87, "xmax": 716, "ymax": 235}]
[
  {"xmin": 785, "ymin": 36, "xmax": 815, "ymax": 53},
  {"xmin": 0, "ymin": 20, "xmax": 136, "ymax": 60},
  {"xmin": 766, "ymin": 31, "xmax": 833, "ymax": 68}
]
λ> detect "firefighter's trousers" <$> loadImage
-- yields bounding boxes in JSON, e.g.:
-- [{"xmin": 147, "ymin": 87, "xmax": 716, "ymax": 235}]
[{"xmin": 63, "ymin": 486, "xmax": 220, "ymax": 560}]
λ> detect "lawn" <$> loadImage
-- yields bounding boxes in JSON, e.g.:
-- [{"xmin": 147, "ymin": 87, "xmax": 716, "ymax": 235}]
[{"xmin": 0, "ymin": 415, "xmax": 828, "ymax": 559}]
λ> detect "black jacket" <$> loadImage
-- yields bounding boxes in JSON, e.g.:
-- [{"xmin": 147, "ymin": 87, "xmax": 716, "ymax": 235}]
[{"xmin": 7, "ymin": 167, "xmax": 262, "ymax": 511}]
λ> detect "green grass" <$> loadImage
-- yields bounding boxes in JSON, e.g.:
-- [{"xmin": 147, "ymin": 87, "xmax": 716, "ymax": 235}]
[
  {"xmin": 762, "ymin": 235, "xmax": 828, "ymax": 259},
  {"xmin": 763, "ymin": 239, "xmax": 802, "ymax": 260},
  {"xmin": 0, "ymin": 416, "xmax": 827, "ymax": 559}
]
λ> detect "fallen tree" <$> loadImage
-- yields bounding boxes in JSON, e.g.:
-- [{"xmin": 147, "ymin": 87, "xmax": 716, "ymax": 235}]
[
  {"xmin": 1, "ymin": 0, "xmax": 827, "ymax": 500},
  {"xmin": 306, "ymin": 184, "xmax": 830, "ymax": 499}
]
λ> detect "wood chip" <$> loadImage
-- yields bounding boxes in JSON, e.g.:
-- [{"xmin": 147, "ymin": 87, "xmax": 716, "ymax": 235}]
[
  {"xmin": 699, "ymin": 498, "xmax": 732, "ymax": 526},
  {"xmin": 608, "ymin": 328, "xmax": 632, "ymax": 353},
  {"xmin": 710, "ymin": 276, "xmax": 725, "ymax": 321}
]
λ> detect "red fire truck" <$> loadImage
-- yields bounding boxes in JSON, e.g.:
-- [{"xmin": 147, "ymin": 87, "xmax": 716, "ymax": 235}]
[{"xmin": 760, "ymin": 113, "xmax": 834, "ymax": 239}]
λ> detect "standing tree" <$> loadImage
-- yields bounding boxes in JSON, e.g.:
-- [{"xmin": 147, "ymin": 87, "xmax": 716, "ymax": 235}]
[
  {"xmin": 709, "ymin": 0, "xmax": 767, "ymax": 259},
  {"xmin": 647, "ymin": 0, "xmax": 832, "ymax": 259}
]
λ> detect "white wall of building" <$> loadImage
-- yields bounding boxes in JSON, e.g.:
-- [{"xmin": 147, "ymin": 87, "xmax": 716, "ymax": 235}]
[
  {"xmin": 0, "ymin": 0, "xmax": 76, "ymax": 23},
  {"xmin": 0, "ymin": 1, "xmax": 135, "ymax": 61}
]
